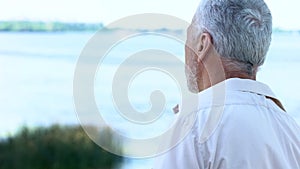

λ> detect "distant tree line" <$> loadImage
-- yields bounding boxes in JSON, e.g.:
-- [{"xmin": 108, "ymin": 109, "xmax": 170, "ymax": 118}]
[
  {"xmin": 0, "ymin": 21, "xmax": 299, "ymax": 33},
  {"xmin": 0, "ymin": 125, "xmax": 123, "ymax": 169},
  {"xmin": 0, "ymin": 21, "xmax": 104, "ymax": 32}
]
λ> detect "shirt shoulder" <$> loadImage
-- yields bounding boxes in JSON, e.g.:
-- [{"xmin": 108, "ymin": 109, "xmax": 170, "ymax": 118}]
[{"xmin": 194, "ymin": 90, "xmax": 300, "ymax": 169}]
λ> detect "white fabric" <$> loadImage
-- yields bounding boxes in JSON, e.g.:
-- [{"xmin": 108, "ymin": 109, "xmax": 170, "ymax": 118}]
[{"xmin": 154, "ymin": 78, "xmax": 300, "ymax": 169}]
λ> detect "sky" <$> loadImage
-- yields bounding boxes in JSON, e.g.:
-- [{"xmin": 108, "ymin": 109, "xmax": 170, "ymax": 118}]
[{"xmin": 0, "ymin": 0, "xmax": 299, "ymax": 30}]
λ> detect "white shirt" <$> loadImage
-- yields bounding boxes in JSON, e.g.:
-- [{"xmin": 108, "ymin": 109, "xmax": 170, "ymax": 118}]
[{"xmin": 154, "ymin": 78, "xmax": 300, "ymax": 169}]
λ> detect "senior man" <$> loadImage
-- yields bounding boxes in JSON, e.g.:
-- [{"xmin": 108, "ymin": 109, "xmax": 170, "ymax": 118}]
[{"xmin": 155, "ymin": 0, "xmax": 300, "ymax": 168}]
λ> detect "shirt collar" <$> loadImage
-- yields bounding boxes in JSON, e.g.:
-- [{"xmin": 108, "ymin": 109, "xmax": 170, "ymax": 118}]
[
  {"xmin": 225, "ymin": 78, "xmax": 277, "ymax": 99},
  {"xmin": 197, "ymin": 78, "xmax": 284, "ymax": 111}
]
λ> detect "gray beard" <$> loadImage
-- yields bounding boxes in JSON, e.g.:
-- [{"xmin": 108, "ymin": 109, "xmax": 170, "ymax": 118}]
[{"xmin": 185, "ymin": 66, "xmax": 200, "ymax": 93}]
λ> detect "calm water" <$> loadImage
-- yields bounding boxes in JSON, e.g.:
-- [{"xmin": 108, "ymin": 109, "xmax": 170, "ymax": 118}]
[{"xmin": 0, "ymin": 31, "xmax": 300, "ymax": 168}]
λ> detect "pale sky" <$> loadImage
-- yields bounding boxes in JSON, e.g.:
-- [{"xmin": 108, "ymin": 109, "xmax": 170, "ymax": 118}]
[{"xmin": 0, "ymin": 0, "xmax": 299, "ymax": 30}]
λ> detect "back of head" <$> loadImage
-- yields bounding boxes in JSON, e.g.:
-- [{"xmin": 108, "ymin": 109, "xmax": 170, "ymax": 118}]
[{"xmin": 193, "ymin": 0, "xmax": 272, "ymax": 75}]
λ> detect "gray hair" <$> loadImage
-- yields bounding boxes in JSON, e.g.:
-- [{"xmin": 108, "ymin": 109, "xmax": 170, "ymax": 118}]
[{"xmin": 193, "ymin": 0, "xmax": 272, "ymax": 75}]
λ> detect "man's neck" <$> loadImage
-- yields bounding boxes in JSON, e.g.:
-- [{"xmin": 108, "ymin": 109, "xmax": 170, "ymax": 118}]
[{"xmin": 198, "ymin": 58, "xmax": 257, "ymax": 92}]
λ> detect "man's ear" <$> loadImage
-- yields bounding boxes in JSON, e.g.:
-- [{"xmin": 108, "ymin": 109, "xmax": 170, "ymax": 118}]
[{"xmin": 197, "ymin": 32, "xmax": 213, "ymax": 62}]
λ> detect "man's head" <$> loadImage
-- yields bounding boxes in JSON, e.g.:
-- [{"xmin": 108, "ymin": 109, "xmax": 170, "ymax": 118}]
[{"xmin": 185, "ymin": 0, "xmax": 272, "ymax": 93}]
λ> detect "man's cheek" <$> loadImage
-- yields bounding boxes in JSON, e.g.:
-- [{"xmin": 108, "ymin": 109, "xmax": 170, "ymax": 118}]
[{"xmin": 185, "ymin": 47, "xmax": 196, "ymax": 66}]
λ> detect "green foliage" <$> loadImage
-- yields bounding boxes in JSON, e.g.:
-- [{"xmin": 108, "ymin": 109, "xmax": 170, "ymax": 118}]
[
  {"xmin": 0, "ymin": 21, "xmax": 103, "ymax": 32},
  {"xmin": 0, "ymin": 125, "xmax": 123, "ymax": 169}
]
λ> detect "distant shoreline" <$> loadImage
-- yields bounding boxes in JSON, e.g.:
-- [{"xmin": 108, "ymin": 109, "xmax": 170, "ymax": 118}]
[
  {"xmin": 0, "ymin": 21, "xmax": 104, "ymax": 32},
  {"xmin": 0, "ymin": 21, "xmax": 299, "ymax": 33}
]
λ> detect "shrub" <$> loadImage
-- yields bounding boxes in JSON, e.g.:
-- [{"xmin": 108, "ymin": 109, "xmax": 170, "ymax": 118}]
[{"xmin": 0, "ymin": 125, "xmax": 122, "ymax": 169}]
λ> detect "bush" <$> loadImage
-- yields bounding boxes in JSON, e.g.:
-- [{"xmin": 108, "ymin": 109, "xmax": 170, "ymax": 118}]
[{"xmin": 0, "ymin": 125, "xmax": 122, "ymax": 169}]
